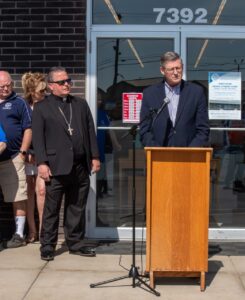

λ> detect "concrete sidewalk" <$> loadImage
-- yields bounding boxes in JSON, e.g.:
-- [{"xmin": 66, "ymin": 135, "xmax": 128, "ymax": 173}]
[{"xmin": 0, "ymin": 241, "xmax": 245, "ymax": 300}]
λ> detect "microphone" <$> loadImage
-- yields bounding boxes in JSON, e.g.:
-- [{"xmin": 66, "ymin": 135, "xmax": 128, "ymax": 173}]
[
  {"xmin": 155, "ymin": 97, "xmax": 170, "ymax": 116},
  {"xmin": 150, "ymin": 97, "xmax": 170, "ymax": 130}
]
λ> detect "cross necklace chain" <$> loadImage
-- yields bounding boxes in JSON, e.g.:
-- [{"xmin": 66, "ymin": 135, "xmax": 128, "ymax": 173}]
[{"xmin": 58, "ymin": 103, "xmax": 73, "ymax": 136}]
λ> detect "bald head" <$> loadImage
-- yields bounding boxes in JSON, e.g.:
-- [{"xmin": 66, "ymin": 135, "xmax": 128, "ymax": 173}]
[
  {"xmin": 0, "ymin": 71, "xmax": 13, "ymax": 100},
  {"xmin": 0, "ymin": 71, "xmax": 12, "ymax": 82}
]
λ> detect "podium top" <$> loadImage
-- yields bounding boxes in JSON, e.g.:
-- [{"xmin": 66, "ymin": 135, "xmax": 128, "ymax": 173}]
[{"xmin": 144, "ymin": 147, "xmax": 213, "ymax": 153}]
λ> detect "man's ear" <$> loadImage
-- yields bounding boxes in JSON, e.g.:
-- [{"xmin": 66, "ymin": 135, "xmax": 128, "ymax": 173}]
[
  {"xmin": 48, "ymin": 83, "xmax": 53, "ymax": 92},
  {"xmin": 160, "ymin": 67, "xmax": 165, "ymax": 76}
]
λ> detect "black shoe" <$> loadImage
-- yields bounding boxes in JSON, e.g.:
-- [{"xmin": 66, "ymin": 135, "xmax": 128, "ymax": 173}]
[
  {"xmin": 6, "ymin": 233, "xmax": 26, "ymax": 248},
  {"xmin": 233, "ymin": 180, "xmax": 245, "ymax": 192},
  {"xmin": 69, "ymin": 246, "xmax": 96, "ymax": 257},
  {"xmin": 233, "ymin": 180, "xmax": 245, "ymax": 188},
  {"xmin": 41, "ymin": 250, "xmax": 55, "ymax": 261}
]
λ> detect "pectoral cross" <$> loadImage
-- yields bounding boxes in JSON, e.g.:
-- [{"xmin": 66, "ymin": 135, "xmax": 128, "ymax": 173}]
[
  {"xmin": 58, "ymin": 104, "xmax": 74, "ymax": 136},
  {"xmin": 68, "ymin": 125, "xmax": 73, "ymax": 136}
]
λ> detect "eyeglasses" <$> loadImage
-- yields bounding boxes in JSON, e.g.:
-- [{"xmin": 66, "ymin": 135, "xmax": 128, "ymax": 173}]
[
  {"xmin": 164, "ymin": 66, "xmax": 182, "ymax": 73},
  {"xmin": 49, "ymin": 78, "xmax": 72, "ymax": 86},
  {"xmin": 0, "ymin": 83, "xmax": 12, "ymax": 90}
]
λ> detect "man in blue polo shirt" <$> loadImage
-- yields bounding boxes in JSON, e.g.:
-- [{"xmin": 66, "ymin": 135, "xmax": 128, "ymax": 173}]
[{"xmin": 0, "ymin": 70, "xmax": 32, "ymax": 248}]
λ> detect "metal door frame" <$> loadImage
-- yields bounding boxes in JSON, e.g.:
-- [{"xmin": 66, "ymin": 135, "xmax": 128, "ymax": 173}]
[
  {"xmin": 86, "ymin": 1, "xmax": 245, "ymax": 239},
  {"xmin": 86, "ymin": 28, "xmax": 179, "ymax": 240}
]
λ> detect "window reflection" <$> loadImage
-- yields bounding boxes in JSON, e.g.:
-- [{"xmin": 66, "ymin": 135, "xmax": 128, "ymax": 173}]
[
  {"xmin": 97, "ymin": 38, "xmax": 173, "ymax": 124},
  {"xmin": 96, "ymin": 38, "xmax": 174, "ymax": 227},
  {"xmin": 188, "ymin": 38, "xmax": 245, "ymax": 229}
]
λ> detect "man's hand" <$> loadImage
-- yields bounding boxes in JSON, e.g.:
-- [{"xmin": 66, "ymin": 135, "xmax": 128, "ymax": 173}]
[
  {"xmin": 0, "ymin": 142, "xmax": 6, "ymax": 155},
  {"xmin": 91, "ymin": 159, "xmax": 100, "ymax": 174},
  {"xmin": 18, "ymin": 152, "xmax": 26, "ymax": 162},
  {"xmin": 38, "ymin": 163, "xmax": 52, "ymax": 182}
]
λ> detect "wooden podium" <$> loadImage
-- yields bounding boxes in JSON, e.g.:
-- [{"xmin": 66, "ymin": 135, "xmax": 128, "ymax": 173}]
[{"xmin": 145, "ymin": 147, "xmax": 212, "ymax": 291}]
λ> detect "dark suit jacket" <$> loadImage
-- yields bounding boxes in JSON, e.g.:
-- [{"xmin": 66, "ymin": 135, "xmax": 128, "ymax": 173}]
[
  {"xmin": 32, "ymin": 94, "xmax": 99, "ymax": 176},
  {"xmin": 139, "ymin": 80, "xmax": 210, "ymax": 147}
]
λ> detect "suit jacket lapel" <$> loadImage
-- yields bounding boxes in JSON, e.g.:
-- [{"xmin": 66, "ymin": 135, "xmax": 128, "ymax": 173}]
[
  {"xmin": 157, "ymin": 81, "xmax": 170, "ymax": 118},
  {"xmin": 47, "ymin": 95, "xmax": 70, "ymax": 136},
  {"xmin": 156, "ymin": 81, "xmax": 166, "ymax": 106}
]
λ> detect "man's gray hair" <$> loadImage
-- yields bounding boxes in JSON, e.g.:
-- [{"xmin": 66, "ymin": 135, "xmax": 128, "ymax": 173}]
[
  {"xmin": 160, "ymin": 51, "xmax": 183, "ymax": 67},
  {"xmin": 47, "ymin": 66, "xmax": 67, "ymax": 82}
]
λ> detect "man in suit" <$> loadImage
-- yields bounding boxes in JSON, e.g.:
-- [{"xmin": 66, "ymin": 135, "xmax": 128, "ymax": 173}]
[
  {"xmin": 32, "ymin": 67, "xmax": 100, "ymax": 261},
  {"xmin": 139, "ymin": 51, "xmax": 209, "ymax": 147}
]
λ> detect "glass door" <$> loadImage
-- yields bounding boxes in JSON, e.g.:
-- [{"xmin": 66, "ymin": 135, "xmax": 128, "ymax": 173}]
[
  {"xmin": 182, "ymin": 30, "xmax": 245, "ymax": 239},
  {"xmin": 87, "ymin": 30, "xmax": 179, "ymax": 239}
]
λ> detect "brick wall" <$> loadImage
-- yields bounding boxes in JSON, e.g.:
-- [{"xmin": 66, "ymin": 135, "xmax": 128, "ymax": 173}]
[{"xmin": 0, "ymin": 0, "xmax": 87, "ymax": 97}]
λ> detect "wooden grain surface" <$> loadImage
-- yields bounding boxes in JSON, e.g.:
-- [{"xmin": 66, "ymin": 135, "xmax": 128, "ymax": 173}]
[{"xmin": 145, "ymin": 148, "xmax": 212, "ymax": 275}]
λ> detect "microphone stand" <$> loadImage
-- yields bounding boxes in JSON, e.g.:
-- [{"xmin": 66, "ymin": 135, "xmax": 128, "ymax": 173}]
[
  {"xmin": 90, "ymin": 110, "xmax": 160, "ymax": 297},
  {"xmin": 151, "ymin": 97, "xmax": 170, "ymax": 129}
]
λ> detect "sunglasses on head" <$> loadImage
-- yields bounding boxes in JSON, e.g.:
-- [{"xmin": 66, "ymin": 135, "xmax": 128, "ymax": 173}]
[{"xmin": 49, "ymin": 78, "xmax": 72, "ymax": 86}]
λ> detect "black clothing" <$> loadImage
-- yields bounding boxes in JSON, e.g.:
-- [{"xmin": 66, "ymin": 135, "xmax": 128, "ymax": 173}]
[
  {"xmin": 54, "ymin": 96, "xmax": 85, "ymax": 162},
  {"xmin": 32, "ymin": 94, "xmax": 99, "ymax": 175},
  {"xmin": 41, "ymin": 162, "xmax": 90, "ymax": 252},
  {"xmin": 32, "ymin": 93, "xmax": 99, "ymax": 251}
]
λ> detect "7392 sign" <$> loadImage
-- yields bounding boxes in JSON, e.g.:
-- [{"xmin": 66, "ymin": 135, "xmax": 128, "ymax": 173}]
[{"xmin": 153, "ymin": 7, "xmax": 208, "ymax": 24}]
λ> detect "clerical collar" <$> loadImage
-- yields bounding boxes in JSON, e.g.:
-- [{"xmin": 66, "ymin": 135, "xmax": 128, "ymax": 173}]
[{"xmin": 52, "ymin": 94, "xmax": 70, "ymax": 103}]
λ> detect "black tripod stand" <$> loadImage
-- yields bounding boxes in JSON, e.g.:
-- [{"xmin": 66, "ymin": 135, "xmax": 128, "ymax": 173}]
[{"xmin": 90, "ymin": 124, "xmax": 160, "ymax": 296}]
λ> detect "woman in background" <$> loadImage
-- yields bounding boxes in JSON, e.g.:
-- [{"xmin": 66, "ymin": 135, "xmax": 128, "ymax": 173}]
[{"xmin": 22, "ymin": 72, "xmax": 47, "ymax": 243}]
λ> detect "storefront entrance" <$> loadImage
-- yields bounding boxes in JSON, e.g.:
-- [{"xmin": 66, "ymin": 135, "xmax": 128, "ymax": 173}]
[{"xmin": 86, "ymin": 1, "xmax": 245, "ymax": 240}]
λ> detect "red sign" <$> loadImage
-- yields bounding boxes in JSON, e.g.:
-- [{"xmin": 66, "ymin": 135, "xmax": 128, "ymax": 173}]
[{"xmin": 122, "ymin": 93, "xmax": 143, "ymax": 123}]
